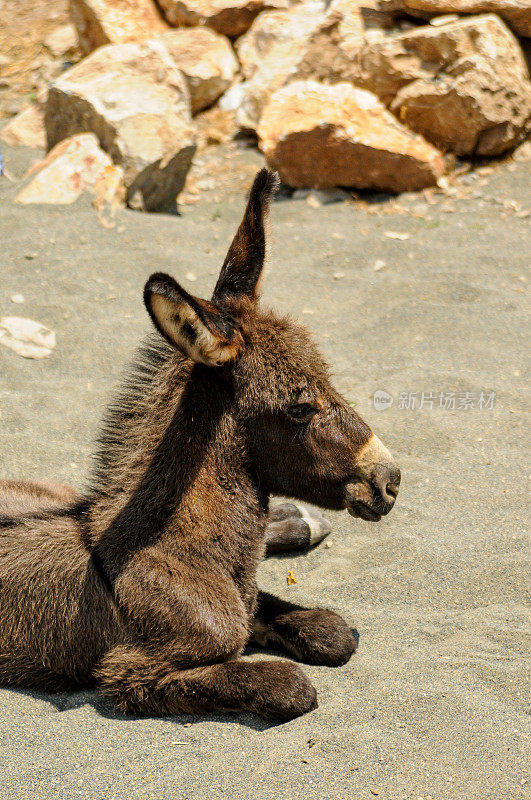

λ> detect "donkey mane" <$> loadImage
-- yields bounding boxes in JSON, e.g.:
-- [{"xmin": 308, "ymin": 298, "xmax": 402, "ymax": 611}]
[{"xmin": 89, "ymin": 334, "xmax": 177, "ymax": 497}]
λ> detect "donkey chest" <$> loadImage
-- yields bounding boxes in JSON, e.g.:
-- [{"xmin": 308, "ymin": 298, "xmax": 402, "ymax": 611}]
[{"xmin": 208, "ymin": 519, "xmax": 266, "ymax": 610}]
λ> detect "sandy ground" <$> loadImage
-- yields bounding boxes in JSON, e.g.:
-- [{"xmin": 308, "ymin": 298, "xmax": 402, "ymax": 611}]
[{"xmin": 0, "ymin": 141, "xmax": 529, "ymax": 800}]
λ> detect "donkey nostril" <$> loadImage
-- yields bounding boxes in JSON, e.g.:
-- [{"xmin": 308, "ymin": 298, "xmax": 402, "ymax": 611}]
[
  {"xmin": 372, "ymin": 464, "xmax": 400, "ymax": 507},
  {"xmin": 385, "ymin": 482, "xmax": 399, "ymax": 501}
]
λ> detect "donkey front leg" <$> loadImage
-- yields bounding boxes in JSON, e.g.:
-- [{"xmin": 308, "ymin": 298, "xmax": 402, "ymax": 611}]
[
  {"xmin": 96, "ymin": 646, "xmax": 317, "ymax": 721},
  {"xmin": 265, "ymin": 503, "xmax": 331, "ymax": 555},
  {"xmin": 251, "ymin": 591, "xmax": 357, "ymax": 667}
]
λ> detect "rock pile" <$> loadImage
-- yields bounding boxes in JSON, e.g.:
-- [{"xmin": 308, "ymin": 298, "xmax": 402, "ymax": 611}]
[{"xmin": 2, "ymin": 0, "xmax": 529, "ymax": 209}]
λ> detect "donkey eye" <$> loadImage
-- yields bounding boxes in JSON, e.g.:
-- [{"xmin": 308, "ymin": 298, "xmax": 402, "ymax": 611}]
[{"xmin": 287, "ymin": 403, "xmax": 317, "ymax": 423}]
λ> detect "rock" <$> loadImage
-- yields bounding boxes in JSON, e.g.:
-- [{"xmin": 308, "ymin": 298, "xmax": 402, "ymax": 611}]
[
  {"xmin": 236, "ymin": 2, "xmax": 327, "ymax": 80},
  {"xmin": 157, "ymin": 28, "xmax": 239, "ymax": 114},
  {"xmin": 157, "ymin": 0, "xmax": 283, "ymax": 38},
  {"xmin": 257, "ymin": 81, "xmax": 444, "ymax": 192},
  {"xmin": 234, "ymin": 0, "xmax": 393, "ymax": 131},
  {"xmin": 378, "ymin": 0, "xmax": 531, "ymax": 37},
  {"xmin": 70, "ymin": 0, "xmax": 168, "ymax": 55},
  {"xmin": 235, "ymin": 2, "xmax": 327, "ymax": 130},
  {"xmin": 392, "ymin": 58, "xmax": 530, "ymax": 156},
  {"xmin": 195, "ymin": 106, "xmax": 237, "ymax": 147},
  {"xmin": 430, "ymin": 13, "xmax": 459, "ymax": 24},
  {"xmin": 44, "ymin": 23, "xmax": 79, "ymax": 56},
  {"xmin": 15, "ymin": 133, "xmax": 125, "ymax": 206},
  {"xmin": 354, "ymin": 14, "xmax": 531, "ymax": 155},
  {"xmin": 0, "ymin": 317, "xmax": 56, "ymax": 360},
  {"xmin": 45, "ymin": 40, "xmax": 196, "ymax": 210},
  {"xmin": 512, "ymin": 140, "xmax": 531, "ymax": 162},
  {"xmin": 218, "ymin": 81, "xmax": 249, "ymax": 111},
  {"xmin": 1, "ymin": 105, "xmax": 46, "ymax": 149}
]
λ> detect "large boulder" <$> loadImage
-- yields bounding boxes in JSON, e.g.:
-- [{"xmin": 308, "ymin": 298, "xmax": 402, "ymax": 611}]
[
  {"xmin": 45, "ymin": 40, "xmax": 196, "ymax": 210},
  {"xmin": 70, "ymin": 0, "xmax": 168, "ymax": 55},
  {"xmin": 157, "ymin": 0, "xmax": 284, "ymax": 38},
  {"xmin": 15, "ymin": 133, "xmax": 124, "ymax": 206},
  {"xmin": 354, "ymin": 14, "xmax": 531, "ymax": 155},
  {"xmin": 234, "ymin": 0, "xmax": 384, "ymax": 131},
  {"xmin": 378, "ymin": 0, "xmax": 531, "ymax": 38},
  {"xmin": 157, "ymin": 28, "xmax": 239, "ymax": 114},
  {"xmin": 257, "ymin": 81, "xmax": 444, "ymax": 192}
]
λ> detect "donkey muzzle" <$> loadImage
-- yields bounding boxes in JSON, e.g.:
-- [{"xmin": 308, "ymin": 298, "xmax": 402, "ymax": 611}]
[{"xmin": 345, "ymin": 434, "xmax": 401, "ymax": 522}]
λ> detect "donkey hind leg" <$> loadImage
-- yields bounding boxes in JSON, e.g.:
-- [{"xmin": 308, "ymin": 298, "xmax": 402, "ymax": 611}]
[
  {"xmin": 0, "ymin": 479, "xmax": 80, "ymax": 516},
  {"xmin": 251, "ymin": 591, "xmax": 357, "ymax": 668},
  {"xmin": 265, "ymin": 503, "xmax": 331, "ymax": 555},
  {"xmin": 96, "ymin": 646, "xmax": 317, "ymax": 721}
]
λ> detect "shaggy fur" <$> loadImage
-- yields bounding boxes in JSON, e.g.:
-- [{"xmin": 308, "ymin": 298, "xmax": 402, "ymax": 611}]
[{"xmin": 0, "ymin": 169, "xmax": 400, "ymax": 720}]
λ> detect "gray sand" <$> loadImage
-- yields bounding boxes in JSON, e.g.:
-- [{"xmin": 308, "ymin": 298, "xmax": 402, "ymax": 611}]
[{"xmin": 0, "ymin": 143, "xmax": 529, "ymax": 800}]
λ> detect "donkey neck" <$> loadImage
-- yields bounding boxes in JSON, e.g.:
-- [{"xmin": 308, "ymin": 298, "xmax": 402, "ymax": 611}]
[{"xmin": 87, "ymin": 338, "xmax": 267, "ymax": 552}]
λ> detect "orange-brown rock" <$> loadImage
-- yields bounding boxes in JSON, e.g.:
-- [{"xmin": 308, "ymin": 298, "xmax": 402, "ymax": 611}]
[
  {"xmin": 258, "ymin": 81, "xmax": 444, "ymax": 192},
  {"xmin": 355, "ymin": 14, "xmax": 531, "ymax": 155},
  {"xmin": 69, "ymin": 0, "xmax": 168, "ymax": 55}
]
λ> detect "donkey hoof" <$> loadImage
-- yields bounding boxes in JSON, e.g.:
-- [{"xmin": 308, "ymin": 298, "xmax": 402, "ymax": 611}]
[
  {"xmin": 267, "ymin": 661, "xmax": 318, "ymax": 721},
  {"xmin": 268, "ymin": 503, "xmax": 331, "ymax": 548}
]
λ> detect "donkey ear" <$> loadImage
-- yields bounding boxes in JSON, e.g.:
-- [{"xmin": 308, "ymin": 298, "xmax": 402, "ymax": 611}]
[
  {"xmin": 212, "ymin": 168, "xmax": 279, "ymax": 304},
  {"xmin": 144, "ymin": 273, "xmax": 243, "ymax": 366}
]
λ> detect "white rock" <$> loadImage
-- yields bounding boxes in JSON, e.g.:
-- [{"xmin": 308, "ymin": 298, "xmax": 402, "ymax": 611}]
[
  {"xmin": 15, "ymin": 133, "xmax": 125, "ymax": 206},
  {"xmin": 157, "ymin": 28, "xmax": 239, "ymax": 114},
  {"xmin": 0, "ymin": 317, "xmax": 56, "ymax": 359}
]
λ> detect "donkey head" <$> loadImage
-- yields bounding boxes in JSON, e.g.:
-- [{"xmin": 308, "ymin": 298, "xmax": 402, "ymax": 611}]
[{"xmin": 144, "ymin": 170, "xmax": 400, "ymax": 522}]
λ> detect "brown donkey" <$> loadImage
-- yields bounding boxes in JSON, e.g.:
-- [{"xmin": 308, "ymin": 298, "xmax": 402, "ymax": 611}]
[{"xmin": 0, "ymin": 170, "xmax": 400, "ymax": 721}]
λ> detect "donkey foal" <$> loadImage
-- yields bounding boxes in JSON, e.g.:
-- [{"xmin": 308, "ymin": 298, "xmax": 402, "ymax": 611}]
[{"xmin": 0, "ymin": 170, "xmax": 400, "ymax": 721}]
